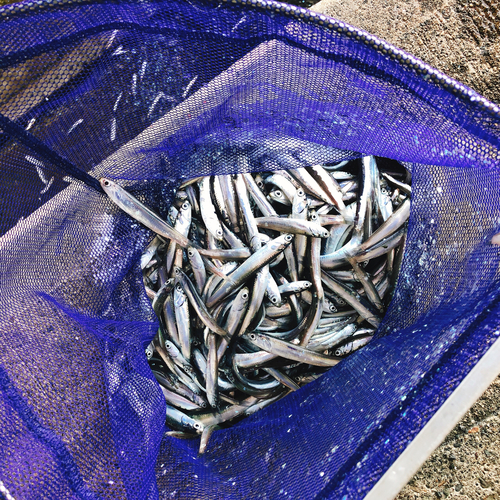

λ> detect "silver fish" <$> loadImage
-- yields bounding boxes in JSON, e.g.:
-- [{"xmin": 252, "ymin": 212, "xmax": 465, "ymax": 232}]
[
  {"xmin": 206, "ymin": 233, "xmax": 293, "ymax": 308},
  {"xmin": 255, "ymin": 217, "xmax": 329, "ymax": 238},
  {"xmin": 138, "ymin": 153, "xmax": 411, "ymax": 453},
  {"xmin": 199, "ymin": 176, "xmax": 224, "ymax": 241},
  {"xmin": 174, "ymin": 283, "xmax": 191, "ymax": 359},
  {"xmin": 245, "ymin": 332, "xmax": 342, "ymax": 367}
]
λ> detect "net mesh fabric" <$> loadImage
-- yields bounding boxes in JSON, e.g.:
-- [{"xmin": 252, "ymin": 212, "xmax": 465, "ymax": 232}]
[{"xmin": 0, "ymin": 0, "xmax": 499, "ymax": 499}]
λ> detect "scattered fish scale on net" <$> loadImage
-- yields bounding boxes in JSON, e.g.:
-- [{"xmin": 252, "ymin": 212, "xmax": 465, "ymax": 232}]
[{"xmin": 100, "ymin": 153, "xmax": 412, "ymax": 454}]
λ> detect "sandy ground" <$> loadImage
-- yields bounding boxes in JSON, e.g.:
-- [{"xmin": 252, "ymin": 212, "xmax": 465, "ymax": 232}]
[
  {"xmin": 310, "ymin": 0, "xmax": 500, "ymax": 497},
  {"xmin": 396, "ymin": 376, "xmax": 500, "ymax": 499},
  {"xmin": 311, "ymin": 0, "xmax": 500, "ymax": 104}
]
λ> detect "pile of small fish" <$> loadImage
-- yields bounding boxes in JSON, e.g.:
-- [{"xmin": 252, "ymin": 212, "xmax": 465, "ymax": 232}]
[{"xmin": 100, "ymin": 154, "xmax": 411, "ymax": 454}]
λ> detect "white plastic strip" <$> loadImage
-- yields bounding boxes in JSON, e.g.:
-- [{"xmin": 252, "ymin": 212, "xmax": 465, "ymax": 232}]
[
  {"xmin": 0, "ymin": 479, "xmax": 16, "ymax": 500},
  {"xmin": 365, "ymin": 333, "xmax": 500, "ymax": 500}
]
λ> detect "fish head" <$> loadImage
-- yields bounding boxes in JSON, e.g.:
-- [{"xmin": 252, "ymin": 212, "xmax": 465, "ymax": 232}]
[{"xmin": 316, "ymin": 227, "xmax": 330, "ymax": 238}]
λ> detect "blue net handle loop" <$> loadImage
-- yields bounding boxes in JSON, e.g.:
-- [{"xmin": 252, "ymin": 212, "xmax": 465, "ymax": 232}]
[{"xmin": 0, "ymin": 1, "xmax": 500, "ymax": 499}]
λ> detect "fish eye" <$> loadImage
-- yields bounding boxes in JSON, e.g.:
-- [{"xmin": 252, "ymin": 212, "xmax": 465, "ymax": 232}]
[
  {"xmin": 194, "ymin": 422, "xmax": 202, "ymax": 430},
  {"xmin": 102, "ymin": 179, "xmax": 111, "ymax": 187},
  {"xmin": 274, "ymin": 190, "xmax": 282, "ymax": 197},
  {"xmin": 297, "ymin": 189, "xmax": 304, "ymax": 197},
  {"xmin": 217, "ymin": 229, "xmax": 223, "ymax": 236},
  {"xmin": 249, "ymin": 333, "xmax": 256, "ymax": 340},
  {"xmin": 242, "ymin": 292, "xmax": 249, "ymax": 299},
  {"xmin": 182, "ymin": 201, "xmax": 190, "ymax": 210},
  {"xmin": 271, "ymin": 297, "xmax": 277, "ymax": 304},
  {"xmin": 285, "ymin": 234, "xmax": 293, "ymax": 242},
  {"xmin": 188, "ymin": 249, "xmax": 194, "ymax": 256}
]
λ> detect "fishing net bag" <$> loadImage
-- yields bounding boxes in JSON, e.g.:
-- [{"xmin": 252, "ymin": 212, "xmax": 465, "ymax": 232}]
[{"xmin": 0, "ymin": 0, "xmax": 499, "ymax": 498}]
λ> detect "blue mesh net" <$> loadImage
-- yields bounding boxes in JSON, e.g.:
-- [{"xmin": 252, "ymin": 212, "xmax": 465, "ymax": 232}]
[{"xmin": 0, "ymin": 0, "xmax": 499, "ymax": 498}]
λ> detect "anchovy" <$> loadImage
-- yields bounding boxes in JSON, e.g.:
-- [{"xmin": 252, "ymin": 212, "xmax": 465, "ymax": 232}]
[
  {"xmin": 198, "ymin": 424, "xmax": 217, "ymax": 455},
  {"xmin": 353, "ymin": 227, "xmax": 406, "ymax": 263},
  {"xmin": 218, "ymin": 287, "xmax": 250, "ymax": 361},
  {"xmin": 184, "ymin": 185, "xmax": 200, "ymax": 216},
  {"xmin": 237, "ymin": 266, "xmax": 270, "ymax": 337},
  {"xmin": 100, "ymin": 178, "xmax": 193, "ymax": 248},
  {"xmin": 263, "ymin": 367, "xmax": 300, "ymax": 391},
  {"xmin": 347, "ymin": 258, "xmax": 384, "ymax": 312},
  {"xmin": 265, "ymin": 274, "xmax": 282, "ymax": 306},
  {"xmin": 221, "ymin": 222, "xmax": 247, "ymax": 249},
  {"xmin": 235, "ymin": 174, "xmax": 261, "ymax": 251},
  {"xmin": 308, "ymin": 323, "xmax": 358, "ymax": 352},
  {"xmin": 358, "ymin": 199, "xmax": 410, "ymax": 252},
  {"xmin": 292, "ymin": 188, "xmax": 309, "ymax": 278},
  {"xmin": 199, "ymin": 176, "xmax": 224, "ymax": 241},
  {"xmin": 196, "ymin": 247, "xmax": 251, "ymax": 261},
  {"xmin": 335, "ymin": 335, "xmax": 374, "ymax": 356},
  {"xmin": 141, "ymin": 236, "xmax": 162, "ymax": 270},
  {"xmin": 255, "ymin": 217, "xmax": 329, "ymax": 238},
  {"xmin": 152, "ymin": 368, "xmax": 207, "ymax": 409},
  {"xmin": 317, "ymin": 214, "xmax": 345, "ymax": 226},
  {"xmin": 205, "ymin": 332, "xmax": 219, "ymax": 408},
  {"xmin": 233, "ymin": 350, "xmax": 278, "ymax": 370},
  {"xmin": 278, "ymin": 280, "xmax": 312, "ymax": 295},
  {"xmin": 101, "ymin": 178, "xmax": 236, "ymax": 260},
  {"xmin": 276, "ymin": 274, "xmax": 303, "ymax": 322},
  {"xmin": 193, "ymin": 396, "xmax": 260, "ymax": 427},
  {"xmin": 264, "ymin": 173, "xmax": 297, "ymax": 202},
  {"xmin": 206, "ymin": 233, "xmax": 294, "ymax": 308},
  {"xmin": 306, "ymin": 164, "xmax": 346, "ymax": 211},
  {"xmin": 319, "ymin": 160, "xmax": 378, "ymax": 270},
  {"xmin": 165, "ymin": 200, "xmax": 192, "ymax": 273},
  {"xmin": 154, "ymin": 336, "xmax": 192, "ymax": 374},
  {"xmin": 243, "ymin": 173, "xmax": 277, "ymax": 217},
  {"xmin": 212, "ymin": 176, "xmax": 232, "ymax": 229},
  {"xmin": 159, "ymin": 384, "xmax": 203, "ymax": 411},
  {"xmin": 134, "ymin": 154, "xmax": 411, "ymax": 454},
  {"xmin": 152, "ymin": 279, "xmax": 175, "ymax": 317},
  {"xmin": 231, "ymin": 358, "xmax": 282, "ymax": 397},
  {"xmin": 245, "ymin": 332, "xmax": 342, "ymax": 367},
  {"xmin": 174, "ymin": 283, "xmax": 192, "ymax": 359},
  {"xmin": 174, "ymin": 267, "xmax": 229, "ymax": 337},
  {"xmin": 165, "ymin": 404, "xmax": 204, "ymax": 434},
  {"xmin": 202, "ymin": 261, "xmax": 238, "ymax": 302},
  {"xmin": 321, "ymin": 272, "xmax": 381, "ymax": 327},
  {"xmin": 218, "ymin": 175, "xmax": 240, "ymax": 233},
  {"xmin": 288, "ymin": 167, "xmax": 336, "ymax": 206},
  {"xmin": 332, "ymin": 170, "xmax": 355, "ymax": 180},
  {"xmin": 187, "ymin": 247, "xmax": 206, "ymax": 294}
]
